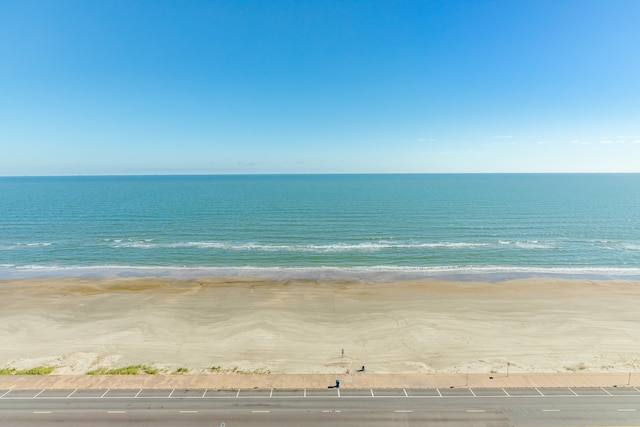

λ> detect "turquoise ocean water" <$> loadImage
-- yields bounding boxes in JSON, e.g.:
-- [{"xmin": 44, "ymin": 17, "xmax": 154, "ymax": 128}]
[{"xmin": 1, "ymin": 174, "xmax": 640, "ymax": 280}]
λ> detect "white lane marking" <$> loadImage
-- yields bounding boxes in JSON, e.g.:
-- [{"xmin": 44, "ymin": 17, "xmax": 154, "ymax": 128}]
[
  {"xmin": 501, "ymin": 388, "xmax": 510, "ymax": 397},
  {"xmin": 337, "ymin": 389, "xmax": 340, "ymax": 397},
  {"xmin": 33, "ymin": 390, "xmax": 45, "ymax": 398},
  {"xmin": 542, "ymin": 409, "xmax": 560, "ymax": 412},
  {"xmin": 202, "ymin": 389, "xmax": 208, "ymax": 398},
  {"xmin": 33, "ymin": 411, "xmax": 52, "ymax": 414},
  {"xmin": 395, "ymin": 410, "xmax": 413, "ymax": 413},
  {"xmin": 179, "ymin": 410, "xmax": 198, "ymax": 413},
  {"xmin": 567, "ymin": 387, "xmax": 578, "ymax": 396},
  {"xmin": 67, "ymin": 389, "xmax": 77, "ymax": 398},
  {"xmin": 469, "ymin": 388, "xmax": 476, "ymax": 397},
  {"xmin": 236, "ymin": 389, "xmax": 240, "ymax": 398},
  {"xmin": 100, "ymin": 389, "xmax": 110, "ymax": 398},
  {"xmin": 251, "ymin": 410, "xmax": 270, "ymax": 413},
  {"xmin": 535, "ymin": 387, "xmax": 544, "ymax": 396},
  {"xmin": 403, "ymin": 388, "xmax": 408, "ymax": 397},
  {"xmin": 304, "ymin": 389, "xmax": 307, "ymax": 398},
  {"xmin": 134, "ymin": 389, "xmax": 142, "ymax": 398},
  {"xmin": 0, "ymin": 390, "xmax": 10, "ymax": 398},
  {"xmin": 168, "ymin": 389, "xmax": 175, "ymax": 398},
  {"xmin": 601, "ymin": 387, "xmax": 613, "ymax": 396},
  {"xmin": 108, "ymin": 411, "xmax": 126, "ymax": 414},
  {"xmin": 370, "ymin": 388, "xmax": 375, "ymax": 397},
  {"xmin": 618, "ymin": 408, "xmax": 637, "ymax": 412},
  {"xmin": 269, "ymin": 388, "xmax": 273, "ymax": 398},
  {"xmin": 436, "ymin": 388, "xmax": 442, "ymax": 397},
  {"xmin": 466, "ymin": 409, "xmax": 485, "ymax": 413}
]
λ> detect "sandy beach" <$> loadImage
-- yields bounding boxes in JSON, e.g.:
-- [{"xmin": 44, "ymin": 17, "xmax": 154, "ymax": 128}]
[{"xmin": 2, "ymin": 277, "xmax": 640, "ymax": 376}]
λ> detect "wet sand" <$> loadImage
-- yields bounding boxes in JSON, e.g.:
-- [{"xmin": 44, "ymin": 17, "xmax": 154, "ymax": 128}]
[{"xmin": 2, "ymin": 277, "xmax": 640, "ymax": 375}]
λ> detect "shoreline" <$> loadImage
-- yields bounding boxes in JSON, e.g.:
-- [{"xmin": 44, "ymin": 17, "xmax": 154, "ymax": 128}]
[
  {"xmin": 3, "ymin": 266, "xmax": 640, "ymax": 282},
  {"xmin": 2, "ymin": 276, "xmax": 640, "ymax": 378}
]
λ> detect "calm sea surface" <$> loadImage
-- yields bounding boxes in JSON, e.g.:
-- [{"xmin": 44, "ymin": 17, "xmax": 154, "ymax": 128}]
[{"xmin": 1, "ymin": 174, "xmax": 640, "ymax": 280}]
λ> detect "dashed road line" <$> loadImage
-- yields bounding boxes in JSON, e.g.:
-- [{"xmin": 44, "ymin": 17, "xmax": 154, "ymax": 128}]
[
  {"xmin": 618, "ymin": 409, "xmax": 637, "ymax": 412},
  {"xmin": 395, "ymin": 410, "xmax": 413, "ymax": 413},
  {"xmin": 33, "ymin": 411, "xmax": 52, "ymax": 414},
  {"xmin": 466, "ymin": 409, "xmax": 485, "ymax": 413},
  {"xmin": 251, "ymin": 410, "xmax": 270, "ymax": 413},
  {"xmin": 179, "ymin": 410, "xmax": 198, "ymax": 413},
  {"xmin": 542, "ymin": 409, "xmax": 560, "ymax": 412},
  {"xmin": 108, "ymin": 410, "xmax": 126, "ymax": 414}
]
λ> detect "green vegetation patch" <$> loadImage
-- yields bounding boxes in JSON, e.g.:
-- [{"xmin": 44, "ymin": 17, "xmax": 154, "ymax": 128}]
[
  {"xmin": 87, "ymin": 365, "xmax": 158, "ymax": 375},
  {"xmin": 209, "ymin": 365, "xmax": 272, "ymax": 374},
  {"xmin": 0, "ymin": 366, "xmax": 56, "ymax": 375}
]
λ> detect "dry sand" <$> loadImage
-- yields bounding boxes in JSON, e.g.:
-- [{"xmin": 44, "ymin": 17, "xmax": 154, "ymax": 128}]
[{"xmin": 2, "ymin": 277, "xmax": 640, "ymax": 376}]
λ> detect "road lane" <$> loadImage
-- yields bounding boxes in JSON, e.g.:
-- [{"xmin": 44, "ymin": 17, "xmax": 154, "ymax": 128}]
[{"xmin": 1, "ymin": 387, "xmax": 640, "ymax": 426}]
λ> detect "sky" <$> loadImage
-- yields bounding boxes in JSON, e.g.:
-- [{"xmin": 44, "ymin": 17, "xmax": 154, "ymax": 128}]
[{"xmin": 1, "ymin": 0, "xmax": 639, "ymax": 175}]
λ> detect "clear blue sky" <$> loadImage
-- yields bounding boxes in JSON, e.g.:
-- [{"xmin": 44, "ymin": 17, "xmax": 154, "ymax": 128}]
[{"xmin": 1, "ymin": 0, "xmax": 639, "ymax": 175}]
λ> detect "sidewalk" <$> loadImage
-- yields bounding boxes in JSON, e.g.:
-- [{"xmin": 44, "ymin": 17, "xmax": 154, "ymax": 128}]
[{"xmin": 1, "ymin": 372, "xmax": 638, "ymax": 390}]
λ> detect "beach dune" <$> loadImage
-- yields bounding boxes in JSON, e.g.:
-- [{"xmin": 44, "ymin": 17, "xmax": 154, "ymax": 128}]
[{"xmin": 2, "ymin": 277, "xmax": 640, "ymax": 375}]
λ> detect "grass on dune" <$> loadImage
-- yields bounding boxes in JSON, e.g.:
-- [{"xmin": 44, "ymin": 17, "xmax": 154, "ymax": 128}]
[
  {"xmin": 87, "ymin": 365, "xmax": 159, "ymax": 375},
  {"xmin": 0, "ymin": 366, "xmax": 56, "ymax": 375}
]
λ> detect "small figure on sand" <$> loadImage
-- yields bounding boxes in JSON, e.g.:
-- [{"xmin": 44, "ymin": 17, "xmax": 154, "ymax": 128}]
[
  {"xmin": 328, "ymin": 379, "xmax": 341, "ymax": 389},
  {"xmin": 357, "ymin": 365, "xmax": 365, "ymax": 372}
]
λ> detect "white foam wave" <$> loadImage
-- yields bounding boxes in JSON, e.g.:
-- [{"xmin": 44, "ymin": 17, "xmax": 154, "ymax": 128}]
[
  {"xmin": 0, "ymin": 242, "xmax": 53, "ymax": 250},
  {"xmin": 498, "ymin": 241, "xmax": 554, "ymax": 249},
  {"xmin": 107, "ymin": 240, "xmax": 489, "ymax": 252}
]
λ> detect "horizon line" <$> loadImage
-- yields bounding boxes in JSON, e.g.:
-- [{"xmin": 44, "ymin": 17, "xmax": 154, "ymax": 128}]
[{"xmin": 2, "ymin": 171, "xmax": 640, "ymax": 178}]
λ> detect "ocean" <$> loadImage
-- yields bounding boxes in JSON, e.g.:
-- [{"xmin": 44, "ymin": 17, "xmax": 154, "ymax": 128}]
[{"xmin": 1, "ymin": 174, "xmax": 640, "ymax": 280}]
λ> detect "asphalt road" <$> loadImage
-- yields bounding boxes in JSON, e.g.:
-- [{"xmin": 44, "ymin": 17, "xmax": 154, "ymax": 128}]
[{"xmin": 1, "ymin": 387, "xmax": 640, "ymax": 426}]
